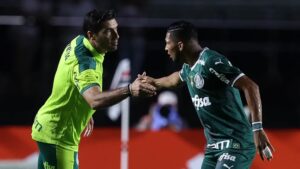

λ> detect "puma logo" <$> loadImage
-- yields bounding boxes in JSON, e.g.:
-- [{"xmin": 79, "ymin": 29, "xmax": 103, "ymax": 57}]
[
  {"xmin": 214, "ymin": 59, "xmax": 224, "ymax": 65},
  {"xmin": 223, "ymin": 163, "xmax": 234, "ymax": 169}
]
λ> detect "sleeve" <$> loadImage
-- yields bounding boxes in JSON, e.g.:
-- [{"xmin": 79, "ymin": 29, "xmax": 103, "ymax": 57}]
[
  {"xmin": 72, "ymin": 64, "xmax": 101, "ymax": 94},
  {"xmin": 179, "ymin": 64, "xmax": 188, "ymax": 82},
  {"xmin": 206, "ymin": 55, "xmax": 244, "ymax": 86}
]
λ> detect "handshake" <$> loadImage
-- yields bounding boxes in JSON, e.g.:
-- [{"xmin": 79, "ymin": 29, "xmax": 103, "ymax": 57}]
[{"xmin": 128, "ymin": 72, "xmax": 157, "ymax": 97}]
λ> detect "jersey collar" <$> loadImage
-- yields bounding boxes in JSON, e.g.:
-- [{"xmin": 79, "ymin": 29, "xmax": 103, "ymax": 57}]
[{"xmin": 191, "ymin": 47, "xmax": 209, "ymax": 70}]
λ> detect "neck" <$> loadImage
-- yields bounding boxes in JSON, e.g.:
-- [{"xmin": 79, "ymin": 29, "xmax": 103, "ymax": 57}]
[
  {"xmin": 184, "ymin": 44, "xmax": 203, "ymax": 66},
  {"xmin": 90, "ymin": 39, "xmax": 107, "ymax": 54}
]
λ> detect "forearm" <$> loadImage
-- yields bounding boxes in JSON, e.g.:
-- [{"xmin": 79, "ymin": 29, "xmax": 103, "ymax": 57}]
[
  {"xmin": 155, "ymin": 77, "xmax": 176, "ymax": 89},
  {"xmin": 87, "ymin": 86, "xmax": 130, "ymax": 110},
  {"xmin": 235, "ymin": 76, "xmax": 262, "ymax": 122},
  {"xmin": 244, "ymin": 82, "xmax": 262, "ymax": 122},
  {"xmin": 155, "ymin": 72, "xmax": 181, "ymax": 90}
]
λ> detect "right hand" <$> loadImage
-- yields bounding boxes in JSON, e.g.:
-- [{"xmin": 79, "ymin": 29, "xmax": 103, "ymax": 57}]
[
  {"xmin": 83, "ymin": 116, "xmax": 94, "ymax": 137},
  {"xmin": 130, "ymin": 74, "xmax": 157, "ymax": 97},
  {"xmin": 253, "ymin": 130, "xmax": 275, "ymax": 161},
  {"xmin": 138, "ymin": 72, "xmax": 157, "ymax": 87}
]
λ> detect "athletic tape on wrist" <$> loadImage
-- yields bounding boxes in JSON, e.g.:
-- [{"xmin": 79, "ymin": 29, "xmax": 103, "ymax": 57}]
[{"xmin": 252, "ymin": 121, "xmax": 263, "ymax": 131}]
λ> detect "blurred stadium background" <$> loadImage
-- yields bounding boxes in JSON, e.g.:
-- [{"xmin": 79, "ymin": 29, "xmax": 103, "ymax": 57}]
[{"xmin": 0, "ymin": 0, "xmax": 299, "ymax": 168}]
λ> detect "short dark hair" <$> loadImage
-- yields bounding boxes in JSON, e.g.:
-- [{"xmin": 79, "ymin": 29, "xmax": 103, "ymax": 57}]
[
  {"xmin": 83, "ymin": 9, "xmax": 116, "ymax": 37},
  {"xmin": 167, "ymin": 21, "xmax": 198, "ymax": 42}
]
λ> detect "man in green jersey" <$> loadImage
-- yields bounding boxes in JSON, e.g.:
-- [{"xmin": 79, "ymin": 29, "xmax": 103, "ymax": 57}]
[
  {"xmin": 140, "ymin": 21, "xmax": 274, "ymax": 169},
  {"xmin": 31, "ymin": 9, "xmax": 156, "ymax": 169}
]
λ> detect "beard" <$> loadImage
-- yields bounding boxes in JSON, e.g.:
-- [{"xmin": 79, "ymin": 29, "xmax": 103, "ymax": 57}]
[
  {"xmin": 108, "ymin": 45, "xmax": 118, "ymax": 52},
  {"xmin": 173, "ymin": 52, "xmax": 183, "ymax": 64}
]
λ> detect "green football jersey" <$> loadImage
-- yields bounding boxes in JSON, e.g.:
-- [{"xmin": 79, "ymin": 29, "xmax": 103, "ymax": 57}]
[
  {"xmin": 179, "ymin": 47, "xmax": 254, "ymax": 149},
  {"xmin": 32, "ymin": 35, "xmax": 104, "ymax": 151}
]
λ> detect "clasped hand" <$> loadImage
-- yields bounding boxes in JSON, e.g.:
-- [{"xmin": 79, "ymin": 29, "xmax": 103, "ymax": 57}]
[{"xmin": 130, "ymin": 72, "xmax": 156, "ymax": 97}]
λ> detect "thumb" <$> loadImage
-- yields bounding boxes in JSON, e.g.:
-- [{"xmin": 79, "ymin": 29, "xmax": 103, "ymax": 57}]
[{"xmin": 138, "ymin": 71, "xmax": 146, "ymax": 79}]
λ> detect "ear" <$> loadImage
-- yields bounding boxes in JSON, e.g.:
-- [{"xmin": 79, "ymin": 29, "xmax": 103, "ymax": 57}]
[
  {"xmin": 87, "ymin": 31, "xmax": 96, "ymax": 40},
  {"xmin": 177, "ymin": 41, "xmax": 184, "ymax": 51}
]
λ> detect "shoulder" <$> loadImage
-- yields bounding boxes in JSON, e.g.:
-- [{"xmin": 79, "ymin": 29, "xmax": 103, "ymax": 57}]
[
  {"xmin": 203, "ymin": 49, "xmax": 223, "ymax": 62},
  {"xmin": 72, "ymin": 36, "xmax": 96, "ymax": 72},
  {"xmin": 203, "ymin": 49, "xmax": 231, "ymax": 67},
  {"xmin": 74, "ymin": 35, "xmax": 93, "ymax": 58}
]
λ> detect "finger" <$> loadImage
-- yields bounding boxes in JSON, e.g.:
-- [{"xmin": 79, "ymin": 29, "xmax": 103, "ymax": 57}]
[
  {"xmin": 140, "ymin": 88, "xmax": 156, "ymax": 96},
  {"xmin": 263, "ymin": 146, "xmax": 273, "ymax": 161},
  {"xmin": 85, "ymin": 129, "xmax": 89, "ymax": 137},
  {"xmin": 258, "ymin": 146, "xmax": 264, "ymax": 161},
  {"xmin": 139, "ymin": 85, "xmax": 157, "ymax": 95},
  {"xmin": 89, "ymin": 121, "xmax": 94, "ymax": 136},
  {"xmin": 142, "ymin": 88, "xmax": 156, "ymax": 96},
  {"xmin": 262, "ymin": 133, "xmax": 275, "ymax": 152},
  {"xmin": 267, "ymin": 155, "xmax": 272, "ymax": 161},
  {"xmin": 86, "ymin": 123, "xmax": 91, "ymax": 137},
  {"xmin": 259, "ymin": 151, "xmax": 264, "ymax": 161},
  {"xmin": 267, "ymin": 142, "xmax": 275, "ymax": 152},
  {"xmin": 83, "ymin": 126, "xmax": 89, "ymax": 137},
  {"xmin": 140, "ymin": 83, "xmax": 156, "ymax": 91},
  {"xmin": 86, "ymin": 120, "xmax": 93, "ymax": 137},
  {"xmin": 86, "ymin": 127, "xmax": 91, "ymax": 137},
  {"xmin": 86, "ymin": 124, "xmax": 90, "ymax": 137},
  {"xmin": 137, "ymin": 71, "xmax": 146, "ymax": 77},
  {"xmin": 141, "ymin": 92, "xmax": 156, "ymax": 97}
]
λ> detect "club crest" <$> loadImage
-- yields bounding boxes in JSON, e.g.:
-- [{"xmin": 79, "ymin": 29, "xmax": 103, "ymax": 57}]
[{"xmin": 194, "ymin": 73, "xmax": 204, "ymax": 89}]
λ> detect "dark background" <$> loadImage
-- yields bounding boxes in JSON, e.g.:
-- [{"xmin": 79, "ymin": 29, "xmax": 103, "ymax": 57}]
[{"xmin": 0, "ymin": 0, "xmax": 299, "ymax": 128}]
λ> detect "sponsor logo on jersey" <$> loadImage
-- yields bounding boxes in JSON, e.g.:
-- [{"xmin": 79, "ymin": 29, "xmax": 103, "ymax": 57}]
[
  {"xmin": 33, "ymin": 119, "xmax": 43, "ymax": 132},
  {"xmin": 64, "ymin": 43, "xmax": 71, "ymax": 61},
  {"xmin": 43, "ymin": 161, "xmax": 55, "ymax": 169},
  {"xmin": 209, "ymin": 68, "xmax": 230, "ymax": 84},
  {"xmin": 214, "ymin": 58, "xmax": 224, "ymax": 65},
  {"xmin": 192, "ymin": 95, "xmax": 211, "ymax": 110},
  {"xmin": 207, "ymin": 140, "xmax": 230, "ymax": 150},
  {"xmin": 218, "ymin": 153, "xmax": 236, "ymax": 162},
  {"xmin": 232, "ymin": 143, "xmax": 241, "ymax": 149},
  {"xmin": 194, "ymin": 73, "xmax": 204, "ymax": 89},
  {"xmin": 223, "ymin": 164, "xmax": 234, "ymax": 169},
  {"xmin": 199, "ymin": 60, "xmax": 205, "ymax": 65}
]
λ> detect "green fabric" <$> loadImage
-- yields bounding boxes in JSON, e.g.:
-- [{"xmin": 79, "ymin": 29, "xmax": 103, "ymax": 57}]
[
  {"xmin": 37, "ymin": 141, "xmax": 78, "ymax": 169},
  {"xmin": 179, "ymin": 47, "xmax": 254, "ymax": 149},
  {"xmin": 37, "ymin": 142, "xmax": 57, "ymax": 169},
  {"xmin": 32, "ymin": 35, "xmax": 105, "ymax": 151},
  {"xmin": 202, "ymin": 148, "xmax": 256, "ymax": 169}
]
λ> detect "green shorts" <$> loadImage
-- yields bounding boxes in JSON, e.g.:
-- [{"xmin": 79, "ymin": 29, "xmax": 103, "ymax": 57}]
[
  {"xmin": 37, "ymin": 141, "xmax": 78, "ymax": 169},
  {"xmin": 202, "ymin": 139, "xmax": 256, "ymax": 169}
]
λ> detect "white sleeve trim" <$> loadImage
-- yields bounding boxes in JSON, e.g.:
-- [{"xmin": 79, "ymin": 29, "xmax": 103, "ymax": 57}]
[
  {"xmin": 178, "ymin": 72, "xmax": 184, "ymax": 82},
  {"xmin": 231, "ymin": 73, "xmax": 245, "ymax": 87}
]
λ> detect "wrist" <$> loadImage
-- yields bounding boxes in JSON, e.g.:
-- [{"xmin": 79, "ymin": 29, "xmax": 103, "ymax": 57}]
[
  {"xmin": 128, "ymin": 84, "xmax": 132, "ymax": 96},
  {"xmin": 252, "ymin": 121, "xmax": 263, "ymax": 132}
]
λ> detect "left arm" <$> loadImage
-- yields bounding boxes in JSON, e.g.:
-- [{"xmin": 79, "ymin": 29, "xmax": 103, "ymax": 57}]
[
  {"xmin": 234, "ymin": 75, "xmax": 261, "ymax": 122},
  {"xmin": 234, "ymin": 75, "xmax": 275, "ymax": 161}
]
